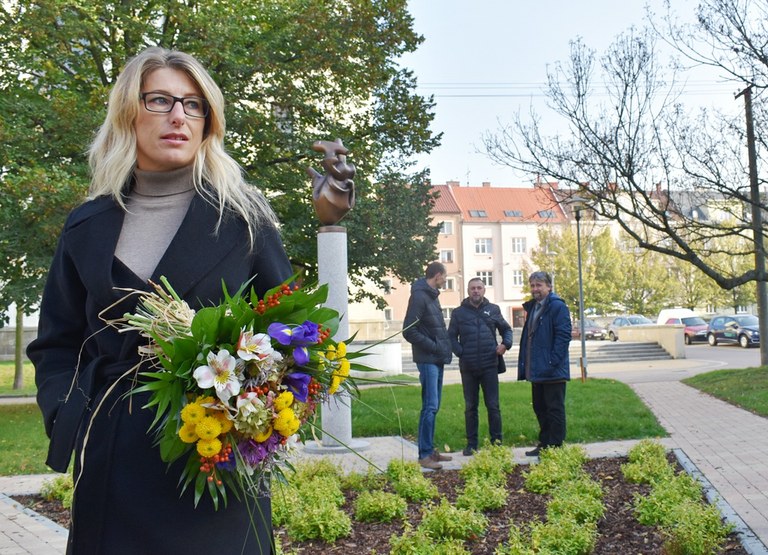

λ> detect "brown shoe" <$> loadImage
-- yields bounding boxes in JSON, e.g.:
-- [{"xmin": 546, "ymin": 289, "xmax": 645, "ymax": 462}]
[
  {"xmin": 418, "ymin": 456, "xmax": 442, "ymax": 470},
  {"xmin": 431, "ymin": 450, "xmax": 452, "ymax": 462}
]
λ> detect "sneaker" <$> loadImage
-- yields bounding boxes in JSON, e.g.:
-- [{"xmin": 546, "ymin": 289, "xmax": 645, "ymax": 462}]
[
  {"xmin": 431, "ymin": 450, "xmax": 452, "ymax": 462},
  {"xmin": 524, "ymin": 445, "xmax": 541, "ymax": 457},
  {"xmin": 418, "ymin": 457, "xmax": 442, "ymax": 470},
  {"xmin": 462, "ymin": 446, "xmax": 476, "ymax": 456}
]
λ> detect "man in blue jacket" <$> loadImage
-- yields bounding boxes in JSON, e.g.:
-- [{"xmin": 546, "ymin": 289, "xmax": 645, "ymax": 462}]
[
  {"xmin": 449, "ymin": 278, "xmax": 513, "ymax": 456},
  {"xmin": 403, "ymin": 261, "xmax": 453, "ymax": 470},
  {"xmin": 517, "ymin": 271, "xmax": 572, "ymax": 457}
]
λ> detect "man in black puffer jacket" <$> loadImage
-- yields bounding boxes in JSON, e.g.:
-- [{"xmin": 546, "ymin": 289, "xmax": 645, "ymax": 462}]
[
  {"xmin": 448, "ymin": 278, "xmax": 513, "ymax": 455},
  {"xmin": 403, "ymin": 261, "xmax": 453, "ymax": 470}
]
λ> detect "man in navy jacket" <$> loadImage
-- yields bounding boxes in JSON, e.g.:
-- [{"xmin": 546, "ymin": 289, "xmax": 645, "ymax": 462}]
[
  {"xmin": 448, "ymin": 278, "xmax": 513, "ymax": 455},
  {"xmin": 517, "ymin": 271, "xmax": 572, "ymax": 457},
  {"xmin": 403, "ymin": 261, "xmax": 453, "ymax": 470}
]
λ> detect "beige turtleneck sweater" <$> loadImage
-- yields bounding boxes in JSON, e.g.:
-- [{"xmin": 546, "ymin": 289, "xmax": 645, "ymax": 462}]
[{"xmin": 115, "ymin": 165, "xmax": 197, "ymax": 282}]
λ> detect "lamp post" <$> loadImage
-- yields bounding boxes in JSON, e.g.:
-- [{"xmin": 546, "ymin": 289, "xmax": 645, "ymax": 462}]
[{"xmin": 570, "ymin": 196, "xmax": 589, "ymax": 382}]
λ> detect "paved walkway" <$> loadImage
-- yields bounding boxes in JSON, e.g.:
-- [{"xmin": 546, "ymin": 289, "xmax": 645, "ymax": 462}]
[{"xmin": 1, "ymin": 358, "xmax": 767, "ymax": 554}]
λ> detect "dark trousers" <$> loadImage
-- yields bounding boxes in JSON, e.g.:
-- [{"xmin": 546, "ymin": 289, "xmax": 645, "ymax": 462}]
[
  {"xmin": 531, "ymin": 381, "xmax": 567, "ymax": 448},
  {"xmin": 460, "ymin": 366, "xmax": 502, "ymax": 449}
]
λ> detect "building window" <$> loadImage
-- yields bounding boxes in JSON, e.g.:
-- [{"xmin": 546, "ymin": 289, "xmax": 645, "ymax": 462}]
[
  {"xmin": 737, "ymin": 305, "xmax": 749, "ymax": 313},
  {"xmin": 504, "ymin": 210, "xmax": 522, "ymax": 217},
  {"xmin": 468, "ymin": 209, "xmax": 487, "ymax": 217},
  {"xmin": 441, "ymin": 277, "xmax": 455, "ymax": 291},
  {"xmin": 439, "ymin": 249, "xmax": 454, "ymax": 263},
  {"xmin": 538, "ymin": 209, "xmax": 555, "ymax": 219},
  {"xmin": 474, "ymin": 238, "xmax": 493, "ymax": 254},
  {"xmin": 511, "ymin": 237, "xmax": 526, "ymax": 253},
  {"xmin": 441, "ymin": 307, "xmax": 454, "ymax": 319},
  {"xmin": 439, "ymin": 221, "xmax": 453, "ymax": 235},
  {"xmin": 476, "ymin": 271, "xmax": 493, "ymax": 287},
  {"xmin": 512, "ymin": 270, "xmax": 524, "ymax": 286},
  {"xmin": 382, "ymin": 279, "xmax": 392, "ymax": 294},
  {"xmin": 384, "ymin": 308, "xmax": 393, "ymax": 321}
]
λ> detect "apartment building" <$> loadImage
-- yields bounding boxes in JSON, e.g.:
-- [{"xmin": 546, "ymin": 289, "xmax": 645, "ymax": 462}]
[{"xmin": 348, "ymin": 180, "xmax": 569, "ymax": 336}]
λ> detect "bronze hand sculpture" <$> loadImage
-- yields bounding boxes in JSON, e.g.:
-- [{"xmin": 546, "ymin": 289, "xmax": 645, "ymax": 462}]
[{"xmin": 307, "ymin": 138, "xmax": 356, "ymax": 225}]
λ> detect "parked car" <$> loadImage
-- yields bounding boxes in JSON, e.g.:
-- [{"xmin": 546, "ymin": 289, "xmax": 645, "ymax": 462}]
[
  {"xmin": 571, "ymin": 318, "xmax": 607, "ymax": 340},
  {"xmin": 656, "ymin": 308, "xmax": 697, "ymax": 325},
  {"xmin": 606, "ymin": 315, "xmax": 653, "ymax": 341},
  {"xmin": 706, "ymin": 314, "xmax": 760, "ymax": 348},
  {"xmin": 661, "ymin": 316, "xmax": 709, "ymax": 345}
]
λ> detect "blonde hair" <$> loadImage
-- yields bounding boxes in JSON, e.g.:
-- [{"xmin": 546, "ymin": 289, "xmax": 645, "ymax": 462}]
[{"xmin": 88, "ymin": 47, "xmax": 277, "ymax": 242}]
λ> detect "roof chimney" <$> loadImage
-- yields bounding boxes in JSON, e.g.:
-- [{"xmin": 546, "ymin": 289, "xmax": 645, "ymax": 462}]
[
  {"xmin": 446, "ymin": 180, "xmax": 460, "ymax": 187},
  {"xmin": 482, "ymin": 181, "xmax": 491, "ymax": 188}
]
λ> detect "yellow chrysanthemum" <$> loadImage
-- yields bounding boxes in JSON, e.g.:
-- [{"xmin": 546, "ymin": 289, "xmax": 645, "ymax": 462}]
[
  {"xmin": 325, "ymin": 345, "xmax": 337, "ymax": 361},
  {"xmin": 335, "ymin": 342, "xmax": 347, "ymax": 358},
  {"xmin": 273, "ymin": 408, "xmax": 300, "ymax": 437},
  {"xmin": 273, "ymin": 391, "xmax": 294, "ymax": 412},
  {"xmin": 180, "ymin": 402, "xmax": 205, "ymax": 424},
  {"xmin": 195, "ymin": 416, "xmax": 223, "ymax": 441},
  {"xmin": 178, "ymin": 422, "xmax": 199, "ymax": 443},
  {"xmin": 196, "ymin": 437, "xmax": 223, "ymax": 458},
  {"xmin": 210, "ymin": 411, "xmax": 233, "ymax": 434},
  {"xmin": 338, "ymin": 358, "xmax": 351, "ymax": 377},
  {"xmin": 254, "ymin": 426, "xmax": 273, "ymax": 442},
  {"xmin": 328, "ymin": 376, "xmax": 342, "ymax": 395}
]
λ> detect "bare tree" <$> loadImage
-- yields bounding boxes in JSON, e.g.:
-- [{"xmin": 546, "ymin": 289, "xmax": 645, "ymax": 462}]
[{"xmin": 483, "ymin": 22, "xmax": 763, "ymax": 291}]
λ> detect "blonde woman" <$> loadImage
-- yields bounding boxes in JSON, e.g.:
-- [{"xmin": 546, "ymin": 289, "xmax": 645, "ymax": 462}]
[{"xmin": 28, "ymin": 47, "xmax": 291, "ymax": 554}]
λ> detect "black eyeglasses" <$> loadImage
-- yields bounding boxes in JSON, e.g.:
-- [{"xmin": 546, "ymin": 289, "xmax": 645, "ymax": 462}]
[{"xmin": 140, "ymin": 92, "xmax": 209, "ymax": 118}]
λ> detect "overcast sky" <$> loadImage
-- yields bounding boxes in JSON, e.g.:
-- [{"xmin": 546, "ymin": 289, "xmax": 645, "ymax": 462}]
[{"xmin": 399, "ymin": 0, "xmax": 741, "ymax": 187}]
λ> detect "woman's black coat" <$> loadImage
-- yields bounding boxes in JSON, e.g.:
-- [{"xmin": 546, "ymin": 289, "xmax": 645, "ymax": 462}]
[{"xmin": 27, "ymin": 193, "xmax": 293, "ymax": 554}]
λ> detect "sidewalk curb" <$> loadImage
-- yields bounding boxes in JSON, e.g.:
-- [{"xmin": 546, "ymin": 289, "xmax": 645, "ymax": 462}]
[{"xmin": 674, "ymin": 448, "xmax": 768, "ymax": 554}]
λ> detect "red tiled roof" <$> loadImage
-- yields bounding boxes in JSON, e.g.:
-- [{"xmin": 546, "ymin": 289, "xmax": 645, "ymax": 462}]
[
  {"xmin": 447, "ymin": 185, "xmax": 567, "ymax": 223},
  {"xmin": 431, "ymin": 185, "xmax": 461, "ymax": 213}
]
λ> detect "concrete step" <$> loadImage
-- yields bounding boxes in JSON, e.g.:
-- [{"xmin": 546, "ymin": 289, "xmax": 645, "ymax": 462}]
[{"xmin": 400, "ymin": 340, "xmax": 671, "ymax": 373}]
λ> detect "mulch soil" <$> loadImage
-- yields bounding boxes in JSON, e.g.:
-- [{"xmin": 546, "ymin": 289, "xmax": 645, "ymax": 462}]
[{"xmin": 13, "ymin": 456, "xmax": 749, "ymax": 554}]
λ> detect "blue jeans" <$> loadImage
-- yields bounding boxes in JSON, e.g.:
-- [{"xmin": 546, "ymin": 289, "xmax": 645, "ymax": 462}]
[
  {"xmin": 460, "ymin": 366, "xmax": 502, "ymax": 449},
  {"xmin": 416, "ymin": 362, "xmax": 444, "ymax": 460}
]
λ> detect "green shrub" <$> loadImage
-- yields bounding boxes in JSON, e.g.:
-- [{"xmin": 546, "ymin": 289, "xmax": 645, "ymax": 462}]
[
  {"xmin": 386, "ymin": 458, "xmax": 422, "ymax": 482},
  {"xmin": 661, "ymin": 500, "xmax": 734, "ymax": 555},
  {"xmin": 419, "ymin": 498, "xmax": 488, "ymax": 541},
  {"xmin": 627, "ymin": 438, "xmax": 667, "ymax": 463},
  {"xmin": 456, "ymin": 475, "xmax": 508, "ymax": 511},
  {"xmin": 494, "ymin": 523, "xmax": 535, "ymax": 555},
  {"xmin": 40, "ymin": 474, "xmax": 74, "ymax": 510},
  {"xmin": 271, "ymin": 482, "xmax": 300, "ymax": 527},
  {"xmin": 353, "ymin": 490, "xmax": 407, "ymax": 523},
  {"xmin": 634, "ymin": 472, "xmax": 704, "ymax": 526},
  {"xmin": 459, "ymin": 440, "xmax": 515, "ymax": 484},
  {"xmin": 622, "ymin": 439, "xmax": 674, "ymax": 484},
  {"xmin": 285, "ymin": 501, "xmax": 351, "ymax": 542},
  {"xmin": 391, "ymin": 472, "xmax": 439, "ymax": 503},
  {"xmin": 524, "ymin": 445, "xmax": 588, "ymax": 494},
  {"xmin": 389, "ymin": 523, "xmax": 469, "ymax": 555},
  {"xmin": 289, "ymin": 457, "xmax": 343, "ymax": 485},
  {"xmin": 341, "ymin": 466, "xmax": 387, "ymax": 492},
  {"xmin": 547, "ymin": 484, "xmax": 605, "ymax": 525},
  {"xmin": 529, "ymin": 516, "xmax": 597, "ymax": 555}
]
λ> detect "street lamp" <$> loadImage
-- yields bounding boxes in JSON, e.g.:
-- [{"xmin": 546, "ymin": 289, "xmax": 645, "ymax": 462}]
[{"xmin": 570, "ymin": 196, "xmax": 589, "ymax": 382}]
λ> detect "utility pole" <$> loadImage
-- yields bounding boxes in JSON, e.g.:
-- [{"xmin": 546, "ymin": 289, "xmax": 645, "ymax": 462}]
[{"xmin": 737, "ymin": 86, "xmax": 768, "ymax": 365}]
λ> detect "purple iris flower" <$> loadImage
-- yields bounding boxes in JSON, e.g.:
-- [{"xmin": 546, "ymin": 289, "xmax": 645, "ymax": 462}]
[
  {"xmin": 238, "ymin": 435, "xmax": 280, "ymax": 466},
  {"xmin": 267, "ymin": 321, "xmax": 319, "ymax": 346},
  {"xmin": 284, "ymin": 372, "xmax": 311, "ymax": 402}
]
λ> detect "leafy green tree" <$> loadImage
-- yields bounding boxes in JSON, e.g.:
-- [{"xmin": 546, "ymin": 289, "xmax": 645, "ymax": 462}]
[
  {"xmin": 0, "ymin": 167, "xmax": 86, "ymax": 387},
  {"xmin": 0, "ymin": 0, "xmax": 441, "ymax": 330}
]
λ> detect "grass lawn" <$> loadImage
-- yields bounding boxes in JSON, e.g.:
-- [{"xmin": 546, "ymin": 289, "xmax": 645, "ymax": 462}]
[
  {"xmin": 0, "ymin": 404, "xmax": 50, "ymax": 474},
  {"xmin": 682, "ymin": 366, "xmax": 768, "ymax": 417},
  {"xmin": 0, "ymin": 361, "xmax": 36, "ymax": 396}
]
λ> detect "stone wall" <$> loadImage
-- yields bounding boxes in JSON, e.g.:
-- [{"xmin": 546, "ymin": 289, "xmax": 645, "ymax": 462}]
[{"xmin": 0, "ymin": 328, "xmax": 36, "ymax": 361}]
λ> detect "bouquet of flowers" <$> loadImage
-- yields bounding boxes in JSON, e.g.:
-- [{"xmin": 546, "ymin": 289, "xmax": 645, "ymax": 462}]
[{"xmin": 118, "ymin": 276, "xmax": 369, "ymax": 508}]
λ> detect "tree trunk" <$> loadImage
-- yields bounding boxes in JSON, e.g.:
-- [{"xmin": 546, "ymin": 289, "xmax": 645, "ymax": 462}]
[{"xmin": 13, "ymin": 310, "xmax": 24, "ymax": 390}]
